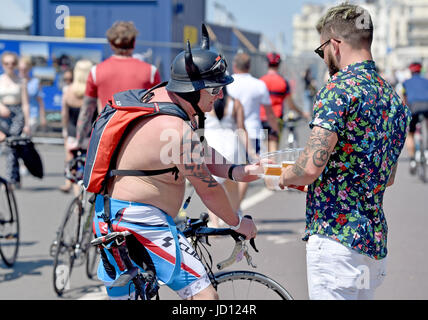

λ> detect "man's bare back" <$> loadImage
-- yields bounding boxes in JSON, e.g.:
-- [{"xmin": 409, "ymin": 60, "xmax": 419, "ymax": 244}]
[{"xmin": 108, "ymin": 88, "xmax": 191, "ymax": 217}]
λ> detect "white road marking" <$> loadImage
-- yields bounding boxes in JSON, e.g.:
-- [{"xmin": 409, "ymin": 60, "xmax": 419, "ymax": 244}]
[
  {"xmin": 241, "ymin": 188, "xmax": 275, "ymax": 210},
  {"xmin": 266, "ymin": 236, "xmax": 292, "ymax": 245}
]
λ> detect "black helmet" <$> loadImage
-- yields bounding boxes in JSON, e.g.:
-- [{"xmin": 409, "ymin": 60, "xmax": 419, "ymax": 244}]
[{"xmin": 166, "ymin": 24, "xmax": 233, "ymax": 93}]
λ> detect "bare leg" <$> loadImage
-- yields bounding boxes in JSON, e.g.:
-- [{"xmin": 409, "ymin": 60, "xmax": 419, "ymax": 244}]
[{"xmin": 187, "ymin": 285, "xmax": 219, "ymax": 300}]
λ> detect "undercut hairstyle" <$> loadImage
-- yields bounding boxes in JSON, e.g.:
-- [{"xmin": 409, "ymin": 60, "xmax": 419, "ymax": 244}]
[
  {"xmin": 106, "ymin": 21, "xmax": 138, "ymax": 51},
  {"xmin": 233, "ymin": 53, "xmax": 251, "ymax": 72},
  {"xmin": 316, "ymin": 2, "xmax": 374, "ymax": 49}
]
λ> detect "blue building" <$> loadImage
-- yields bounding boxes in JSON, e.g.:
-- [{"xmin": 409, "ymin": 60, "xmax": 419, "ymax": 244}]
[{"xmin": 31, "ymin": 0, "xmax": 206, "ymax": 80}]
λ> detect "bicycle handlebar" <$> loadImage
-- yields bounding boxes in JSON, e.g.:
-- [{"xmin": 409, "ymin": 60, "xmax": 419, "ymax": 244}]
[
  {"xmin": 3, "ymin": 136, "xmax": 32, "ymax": 147},
  {"xmin": 183, "ymin": 213, "xmax": 259, "ymax": 270},
  {"xmin": 65, "ymin": 150, "xmax": 87, "ymax": 183}
]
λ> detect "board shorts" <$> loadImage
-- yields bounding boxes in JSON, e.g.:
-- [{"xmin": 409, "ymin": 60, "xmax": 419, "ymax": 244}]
[{"xmin": 93, "ymin": 195, "xmax": 211, "ymax": 299}]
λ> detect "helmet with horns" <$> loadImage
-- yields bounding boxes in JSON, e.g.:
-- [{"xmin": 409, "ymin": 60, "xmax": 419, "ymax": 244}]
[{"xmin": 166, "ymin": 24, "xmax": 233, "ymax": 93}]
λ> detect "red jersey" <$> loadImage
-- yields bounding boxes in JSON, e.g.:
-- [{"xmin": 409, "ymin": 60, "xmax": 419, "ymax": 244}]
[
  {"xmin": 259, "ymin": 70, "xmax": 290, "ymax": 121},
  {"xmin": 85, "ymin": 56, "xmax": 161, "ymax": 107}
]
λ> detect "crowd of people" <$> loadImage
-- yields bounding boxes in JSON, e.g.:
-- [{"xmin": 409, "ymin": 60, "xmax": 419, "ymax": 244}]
[{"xmin": 1, "ymin": 2, "xmax": 428, "ymax": 301}]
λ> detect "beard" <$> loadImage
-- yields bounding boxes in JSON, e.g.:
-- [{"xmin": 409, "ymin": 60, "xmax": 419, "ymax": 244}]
[{"xmin": 326, "ymin": 50, "xmax": 340, "ymax": 76}]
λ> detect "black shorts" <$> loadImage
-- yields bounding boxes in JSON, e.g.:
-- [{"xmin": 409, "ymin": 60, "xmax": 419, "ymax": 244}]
[
  {"xmin": 261, "ymin": 119, "xmax": 284, "ymax": 139},
  {"xmin": 409, "ymin": 110, "xmax": 428, "ymax": 133}
]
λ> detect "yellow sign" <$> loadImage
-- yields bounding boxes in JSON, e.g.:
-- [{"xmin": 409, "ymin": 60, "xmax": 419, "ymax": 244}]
[
  {"xmin": 183, "ymin": 25, "xmax": 198, "ymax": 45},
  {"xmin": 64, "ymin": 16, "xmax": 86, "ymax": 38}
]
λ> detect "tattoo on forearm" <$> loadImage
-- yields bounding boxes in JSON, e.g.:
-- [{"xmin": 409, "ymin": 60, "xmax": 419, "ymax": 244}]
[
  {"xmin": 76, "ymin": 97, "xmax": 97, "ymax": 145},
  {"xmin": 292, "ymin": 153, "xmax": 309, "ymax": 177},
  {"xmin": 184, "ymin": 163, "xmax": 218, "ymax": 187}
]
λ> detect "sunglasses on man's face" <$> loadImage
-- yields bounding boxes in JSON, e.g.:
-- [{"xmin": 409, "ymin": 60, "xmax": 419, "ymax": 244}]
[
  {"xmin": 314, "ymin": 39, "xmax": 331, "ymax": 59},
  {"xmin": 206, "ymin": 86, "xmax": 223, "ymax": 96},
  {"xmin": 314, "ymin": 39, "xmax": 342, "ymax": 59}
]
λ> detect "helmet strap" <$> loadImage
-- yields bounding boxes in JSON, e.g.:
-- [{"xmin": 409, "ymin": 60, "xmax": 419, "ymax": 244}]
[{"xmin": 175, "ymin": 91, "xmax": 206, "ymax": 144}]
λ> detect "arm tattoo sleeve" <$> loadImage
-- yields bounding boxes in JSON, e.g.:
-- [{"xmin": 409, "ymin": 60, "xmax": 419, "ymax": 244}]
[
  {"xmin": 308, "ymin": 127, "xmax": 333, "ymax": 168},
  {"xmin": 76, "ymin": 96, "xmax": 97, "ymax": 146},
  {"xmin": 292, "ymin": 127, "xmax": 334, "ymax": 177},
  {"xmin": 180, "ymin": 127, "xmax": 218, "ymax": 188}
]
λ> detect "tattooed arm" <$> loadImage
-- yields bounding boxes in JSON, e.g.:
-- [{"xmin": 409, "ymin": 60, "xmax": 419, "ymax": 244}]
[
  {"xmin": 75, "ymin": 96, "xmax": 97, "ymax": 148},
  {"xmin": 279, "ymin": 125, "xmax": 338, "ymax": 187},
  {"xmin": 175, "ymin": 124, "xmax": 257, "ymax": 239}
]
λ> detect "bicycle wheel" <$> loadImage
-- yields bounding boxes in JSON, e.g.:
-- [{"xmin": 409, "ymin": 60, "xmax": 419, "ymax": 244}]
[
  {"xmin": 213, "ymin": 270, "xmax": 293, "ymax": 300},
  {"xmin": 418, "ymin": 149, "xmax": 427, "ymax": 183},
  {"xmin": 84, "ymin": 204, "xmax": 100, "ymax": 279},
  {"xmin": 85, "ymin": 243, "xmax": 100, "ymax": 280},
  {"xmin": 53, "ymin": 197, "xmax": 82, "ymax": 296},
  {"xmin": 0, "ymin": 180, "xmax": 19, "ymax": 267}
]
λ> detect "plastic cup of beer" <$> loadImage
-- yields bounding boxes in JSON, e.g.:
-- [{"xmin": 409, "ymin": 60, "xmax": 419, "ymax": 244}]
[{"xmin": 260, "ymin": 148, "xmax": 303, "ymax": 191}]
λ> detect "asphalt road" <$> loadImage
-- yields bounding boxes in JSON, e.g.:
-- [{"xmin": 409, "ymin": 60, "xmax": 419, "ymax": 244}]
[{"xmin": 0, "ymin": 126, "xmax": 427, "ymax": 300}]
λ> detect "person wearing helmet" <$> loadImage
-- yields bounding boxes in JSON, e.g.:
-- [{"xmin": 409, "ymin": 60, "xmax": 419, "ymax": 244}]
[
  {"xmin": 95, "ymin": 24, "xmax": 259, "ymax": 300},
  {"xmin": 260, "ymin": 52, "xmax": 310, "ymax": 152},
  {"xmin": 402, "ymin": 62, "xmax": 428, "ymax": 174}
]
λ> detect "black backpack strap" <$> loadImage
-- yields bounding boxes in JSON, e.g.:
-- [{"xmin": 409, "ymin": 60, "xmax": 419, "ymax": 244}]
[{"xmin": 109, "ymin": 167, "xmax": 180, "ymax": 180}]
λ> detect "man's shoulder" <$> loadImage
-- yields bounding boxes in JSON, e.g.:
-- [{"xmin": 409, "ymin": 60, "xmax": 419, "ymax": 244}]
[{"xmin": 97, "ymin": 56, "xmax": 153, "ymax": 69}]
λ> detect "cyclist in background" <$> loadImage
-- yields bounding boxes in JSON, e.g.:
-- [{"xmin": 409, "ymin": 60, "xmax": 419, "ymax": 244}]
[
  {"xmin": 260, "ymin": 52, "xmax": 310, "ymax": 152},
  {"xmin": 402, "ymin": 62, "xmax": 428, "ymax": 174}
]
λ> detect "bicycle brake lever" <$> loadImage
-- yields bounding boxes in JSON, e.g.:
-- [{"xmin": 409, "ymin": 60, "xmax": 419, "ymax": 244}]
[
  {"xmin": 244, "ymin": 250, "xmax": 257, "ymax": 269},
  {"xmin": 243, "ymin": 215, "xmax": 259, "ymax": 253},
  {"xmin": 250, "ymin": 238, "xmax": 259, "ymax": 253}
]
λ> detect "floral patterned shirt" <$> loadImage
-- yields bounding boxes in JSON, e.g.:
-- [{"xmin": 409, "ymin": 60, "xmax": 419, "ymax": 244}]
[{"xmin": 304, "ymin": 60, "xmax": 411, "ymax": 260}]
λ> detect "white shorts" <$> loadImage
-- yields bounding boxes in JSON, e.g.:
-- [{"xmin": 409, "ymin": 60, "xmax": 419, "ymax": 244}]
[{"xmin": 306, "ymin": 234, "xmax": 387, "ymax": 300}]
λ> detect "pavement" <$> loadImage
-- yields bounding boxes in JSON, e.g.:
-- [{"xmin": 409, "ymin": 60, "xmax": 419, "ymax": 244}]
[{"xmin": 0, "ymin": 124, "xmax": 427, "ymax": 300}]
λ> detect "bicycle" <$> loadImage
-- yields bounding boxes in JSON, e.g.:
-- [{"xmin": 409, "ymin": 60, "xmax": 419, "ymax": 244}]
[
  {"xmin": 51, "ymin": 150, "xmax": 100, "ymax": 296},
  {"xmin": 282, "ymin": 111, "xmax": 303, "ymax": 149},
  {"xmin": 91, "ymin": 212, "xmax": 293, "ymax": 300},
  {"xmin": 0, "ymin": 136, "xmax": 23, "ymax": 267},
  {"xmin": 412, "ymin": 113, "xmax": 428, "ymax": 183}
]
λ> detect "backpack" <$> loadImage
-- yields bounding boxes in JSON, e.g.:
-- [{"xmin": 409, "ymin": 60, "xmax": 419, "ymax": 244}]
[{"xmin": 83, "ymin": 83, "xmax": 189, "ymax": 194}]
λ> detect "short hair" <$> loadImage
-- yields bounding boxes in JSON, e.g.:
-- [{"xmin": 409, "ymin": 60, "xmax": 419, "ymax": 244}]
[
  {"xmin": 316, "ymin": 2, "xmax": 373, "ymax": 49},
  {"xmin": 106, "ymin": 21, "xmax": 138, "ymax": 50},
  {"xmin": 233, "ymin": 53, "xmax": 251, "ymax": 72},
  {"xmin": 1, "ymin": 51, "xmax": 18, "ymax": 65}
]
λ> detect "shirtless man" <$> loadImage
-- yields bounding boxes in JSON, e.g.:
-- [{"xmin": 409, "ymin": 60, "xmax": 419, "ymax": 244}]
[{"xmin": 94, "ymin": 26, "xmax": 259, "ymax": 300}]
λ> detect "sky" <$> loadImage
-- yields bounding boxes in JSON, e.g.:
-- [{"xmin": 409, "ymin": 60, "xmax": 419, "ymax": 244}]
[
  {"xmin": 205, "ymin": 0, "xmax": 337, "ymax": 54},
  {"xmin": 2, "ymin": 0, "xmax": 338, "ymax": 54}
]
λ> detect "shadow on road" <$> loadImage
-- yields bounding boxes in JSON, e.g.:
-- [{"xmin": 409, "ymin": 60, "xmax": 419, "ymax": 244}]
[
  {"xmin": 0, "ymin": 258, "xmax": 52, "ymax": 282},
  {"xmin": 58, "ymin": 283, "xmax": 105, "ymax": 300}
]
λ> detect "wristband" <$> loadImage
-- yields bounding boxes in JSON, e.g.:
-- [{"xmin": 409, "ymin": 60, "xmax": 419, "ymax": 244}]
[
  {"xmin": 229, "ymin": 214, "xmax": 243, "ymax": 231},
  {"xmin": 228, "ymin": 164, "xmax": 238, "ymax": 181}
]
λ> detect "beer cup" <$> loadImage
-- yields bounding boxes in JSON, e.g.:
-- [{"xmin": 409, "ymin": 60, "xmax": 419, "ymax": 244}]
[{"xmin": 260, "ymin": 148, "xmax": 303, "ymax": 191}]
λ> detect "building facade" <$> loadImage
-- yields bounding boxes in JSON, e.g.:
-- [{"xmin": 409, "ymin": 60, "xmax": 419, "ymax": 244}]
[{"xmin": 292, "ymin": 0, "xmax": 428, "ymax": 77}]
